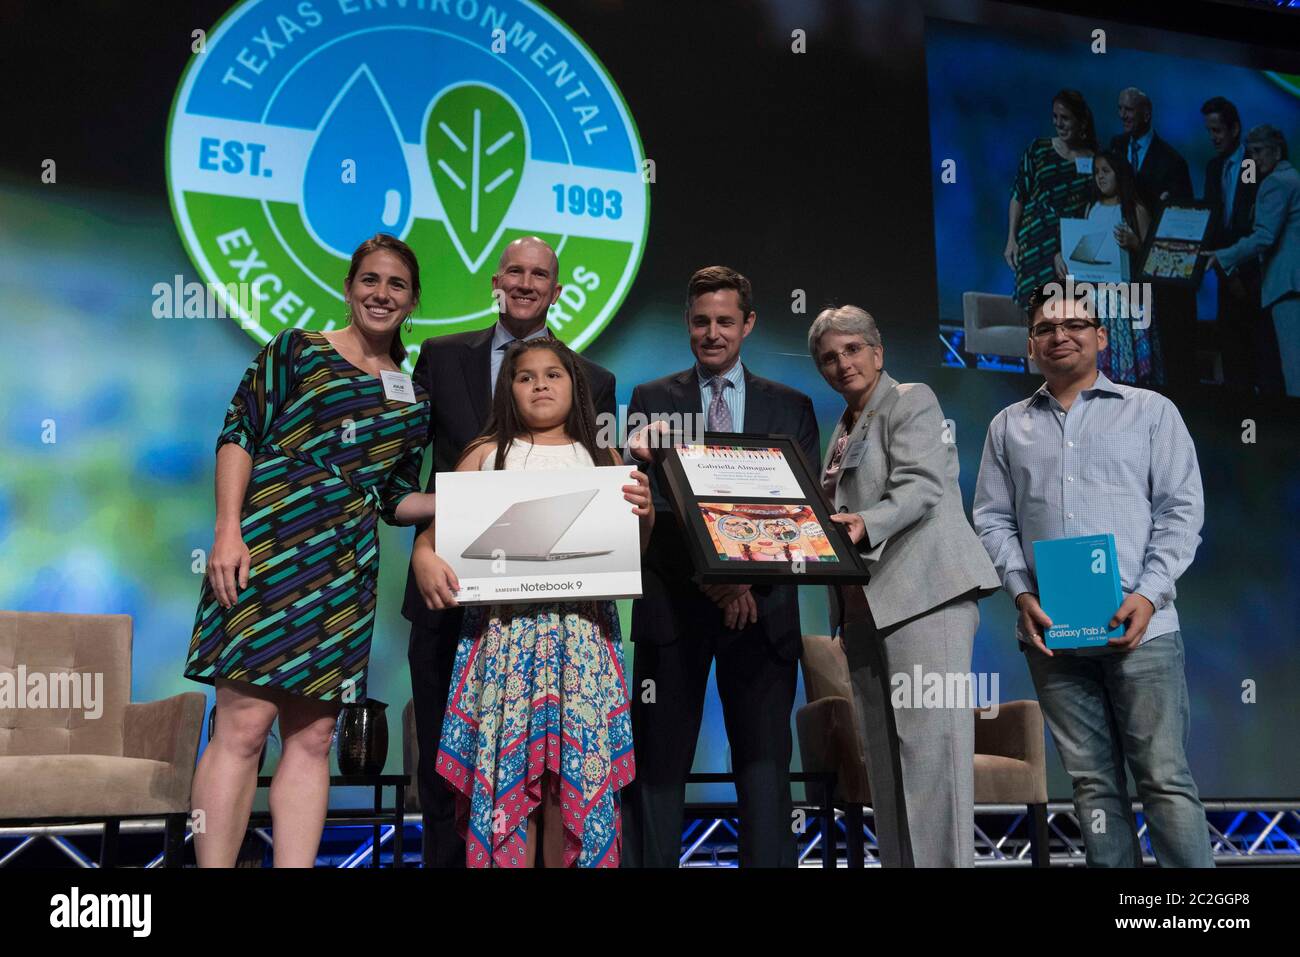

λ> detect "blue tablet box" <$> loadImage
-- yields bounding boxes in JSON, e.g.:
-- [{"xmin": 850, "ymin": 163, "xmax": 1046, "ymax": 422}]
[{"xmin": 1032, "ymin": 534, "xmax": 1125, "ymax": 650}]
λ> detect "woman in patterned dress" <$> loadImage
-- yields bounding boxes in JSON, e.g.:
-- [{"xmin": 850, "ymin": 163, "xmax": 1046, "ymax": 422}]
[
  {"xmin": 410, "ymin": 338, "xmax": 653, "ymax": 867},
  {"xmin": 1005, "ymin": 89, "xmax": 1099, "ymax": 312},
  {"xmin": 185, "ymin": 234, "xmax": 434, "ymax": 867}
]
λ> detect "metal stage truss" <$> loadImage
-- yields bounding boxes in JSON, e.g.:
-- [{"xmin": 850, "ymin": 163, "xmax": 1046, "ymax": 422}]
[
  {"xmin": 678, "ymin": 800, "xmax": 1300, "ymax": 868},
  {"xmin": 2, "ymin": 800, "xmax": 1298, "ymax": 868}
]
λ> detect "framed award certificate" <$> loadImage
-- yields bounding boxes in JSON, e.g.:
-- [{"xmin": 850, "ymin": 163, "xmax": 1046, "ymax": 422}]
[
  {"xmin": 1138, "ymin": 204, "xmax": 1213, "ymax": 287},
  {"xmin": 657, "ymin": 432, "xmax": 871, "ymax": 584}
]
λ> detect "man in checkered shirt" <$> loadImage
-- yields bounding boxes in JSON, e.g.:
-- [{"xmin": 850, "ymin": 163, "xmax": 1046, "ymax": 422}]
[{"xmin": 973, "ymin": 280, "xmax": 1213, "ymax": 868}]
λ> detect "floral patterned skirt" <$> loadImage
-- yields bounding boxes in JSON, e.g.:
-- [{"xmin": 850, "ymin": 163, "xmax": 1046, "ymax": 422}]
[
  {"xmin": 435, "ymin": 601, "xmax": 635, "ymax": 867},
  {"xmin": 1099, "ymin": 295, "xmax": 1164, "ymax": 387}
]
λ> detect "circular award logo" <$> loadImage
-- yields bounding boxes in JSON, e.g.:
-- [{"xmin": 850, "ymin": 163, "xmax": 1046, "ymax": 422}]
[
  {"xmin": 166, "ymin": 0, "xmax": 648, "ymax": 366},
  {"xmin": 1266, "ymin": 71, "xmax": 1300, "ymax": 100}
]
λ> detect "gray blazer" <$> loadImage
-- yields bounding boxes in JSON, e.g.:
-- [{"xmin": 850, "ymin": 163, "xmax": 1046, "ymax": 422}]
[
  {"xmin": 825, "ymin": 372, "xmax": 1000, "ymax": 631},
  {"xmin": 1218, "ymin": 160, "xmax": 1300, "ymax": 309}
]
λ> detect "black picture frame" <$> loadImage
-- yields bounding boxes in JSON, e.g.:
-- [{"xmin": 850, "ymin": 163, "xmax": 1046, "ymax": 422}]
[
  {"xmin": 1137, "ymin": 203, "xmax": 1214, "ymax": 288},
  {"xmin": 656, "ymin": 431, "xmax": 872, "ymax": 585}
]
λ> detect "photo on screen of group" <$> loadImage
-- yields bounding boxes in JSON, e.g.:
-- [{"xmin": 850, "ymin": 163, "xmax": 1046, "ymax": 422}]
[{"xmin": 925, "ymin": 12, "xmax": 1300, "ymax": 400}]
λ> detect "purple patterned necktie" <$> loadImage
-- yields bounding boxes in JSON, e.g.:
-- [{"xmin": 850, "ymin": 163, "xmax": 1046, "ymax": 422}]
[{"xmin": 708, "ymin": 376, "xmax": 732, "ymax": 431}]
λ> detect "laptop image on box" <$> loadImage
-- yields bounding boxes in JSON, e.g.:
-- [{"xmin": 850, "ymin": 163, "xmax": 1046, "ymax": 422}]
[
  {"xmin": 460, "ymin": 489, "xmax": 613, "ymax": 561},
  {"xmin": 1068, "ymin": 231, "xmax": 1114, "ymax": 265}
]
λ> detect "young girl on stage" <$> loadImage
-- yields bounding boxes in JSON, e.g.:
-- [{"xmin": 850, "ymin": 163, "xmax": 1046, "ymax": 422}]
[
  {"xmin": 1052, "ymin": 150, "xmax": 1161, "ymax": 386},
  {"xmin": 411, "ymin": 338, "xmax": 652, "ymax": 867}
]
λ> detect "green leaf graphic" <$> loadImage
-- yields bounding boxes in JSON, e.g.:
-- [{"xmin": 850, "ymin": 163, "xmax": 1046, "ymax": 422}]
[{"xmin": 426, "ymin": 85, "xmax": 526, "ymax": 271}]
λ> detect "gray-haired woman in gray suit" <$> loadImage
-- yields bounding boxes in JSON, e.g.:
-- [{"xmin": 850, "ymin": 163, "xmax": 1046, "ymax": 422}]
[{"xmin": 812, "ymin": 305, "xmax": 1000, "ymax": 867}]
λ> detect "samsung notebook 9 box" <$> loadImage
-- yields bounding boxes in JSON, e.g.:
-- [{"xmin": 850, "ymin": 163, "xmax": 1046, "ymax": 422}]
[
  {"xmin": 436, "ymin": 465, "xmax": 642, "ymax": 605},
  {"xmin": 1060, "ymin": 217, "xmax": 1130, "ymax": 284},
  {"xmin": 1031, "ymin": 533, "xmax": 1125, "ymax": 650}
]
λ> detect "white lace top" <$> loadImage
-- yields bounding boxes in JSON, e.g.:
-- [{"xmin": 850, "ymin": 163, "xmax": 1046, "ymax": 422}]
[{"xmin": 478, "ymin": 438, "xmax": 597, "ymax": 471}]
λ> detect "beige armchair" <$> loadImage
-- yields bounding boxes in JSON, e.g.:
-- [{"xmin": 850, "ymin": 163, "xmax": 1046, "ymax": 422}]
[
  {"xmin": 796, "ymin": 633, "xmax": 1051, "ymax": 866},
  {"xmin": 0, "ymin": 611, "xmax": 206, "ymax": 867},
  {"xmin": 962, "ymin": 291, "xmax": 1039, "ymax": 373}
]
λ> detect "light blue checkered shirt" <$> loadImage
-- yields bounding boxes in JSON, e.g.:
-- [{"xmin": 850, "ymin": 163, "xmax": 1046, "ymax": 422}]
[
  {"xmin": 489, "ymin": 321, "xmax": 550, "ymax": 395},
  {"xmin": 696, "ymin": 360, "xmax": 746, "ymax": 432},
  {"xmin": 973, "ymin": 371, "xmax": 1204, "ymax": 645}
]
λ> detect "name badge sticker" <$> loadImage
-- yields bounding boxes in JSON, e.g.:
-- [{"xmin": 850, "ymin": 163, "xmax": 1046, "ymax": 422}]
[
  {"xmin": 1075, "ymin": 156, "xmax": 1094, "ymax": 175},
  {"xmin": 842, "ymin": 438, "xmax": 868, "ymax": 470},
  {"xmin": 380, "ymin": 370, "xmax": 416, "ymax": 403}
]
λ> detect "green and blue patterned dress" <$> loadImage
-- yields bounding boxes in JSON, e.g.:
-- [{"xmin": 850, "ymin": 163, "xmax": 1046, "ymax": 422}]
[
  {"xmin": 185, "ymin": 329, "xmax": 429, "ymax": 701},
  {"xmin": 1011, "ymin": 137, "xmax": 1093, "ymax": 309}
]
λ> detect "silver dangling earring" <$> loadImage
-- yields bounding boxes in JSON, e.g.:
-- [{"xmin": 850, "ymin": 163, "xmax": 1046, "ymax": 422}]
[
  {"xmin": 403, "ymin": 313, "xmax": 413, "ymax": 334},
  {"xmin": 343, "ymin": 300, "xmax": 352, "ymax": 324}
]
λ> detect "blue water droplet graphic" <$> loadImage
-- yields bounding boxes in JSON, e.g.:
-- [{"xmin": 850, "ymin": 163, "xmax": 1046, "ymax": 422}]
[{"xmin": 303, "ymin": 66, "xmax": 412, "ymax": 254}]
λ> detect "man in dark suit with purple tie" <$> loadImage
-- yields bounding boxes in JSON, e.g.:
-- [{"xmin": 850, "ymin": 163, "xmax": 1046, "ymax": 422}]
[
  {"xmin": 402, "ymin": 236, "xmax": 616, "ymax": 867},
  {"xmin": 1200, "ymin": 97, "xmax": 1282, "ymax": 394},
  {"xmin": 622, "ymin": 265, "xmax": 819, "ymax": 868}
]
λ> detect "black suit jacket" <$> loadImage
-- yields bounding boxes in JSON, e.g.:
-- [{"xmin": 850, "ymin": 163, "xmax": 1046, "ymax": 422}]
[
  {"xmin": 399, "ymin": 326, "xmax": 617, "ymax": 628},
  {"xmin": 1204, "ymin": 149, "xmax": 1259, "ymax": 250},
  {"xmin": 1111, "ymin": 132, "xmax": 1193, "ymax": 216},
  {"xmin": 628, "ymin": 365, "xmax": 819, "ymax": 662}
]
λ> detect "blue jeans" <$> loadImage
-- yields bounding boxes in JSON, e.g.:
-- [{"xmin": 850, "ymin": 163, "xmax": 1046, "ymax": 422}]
[{"xmin": 1025, "ymin": 631, "xmax": 1213, "ymax": 867}]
